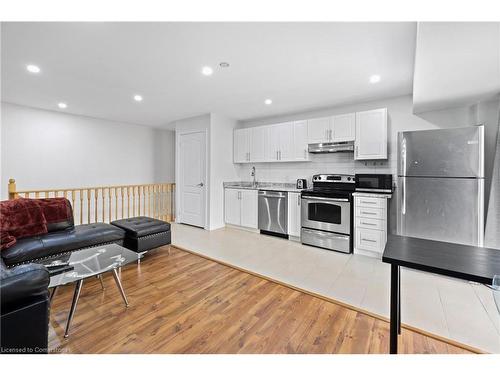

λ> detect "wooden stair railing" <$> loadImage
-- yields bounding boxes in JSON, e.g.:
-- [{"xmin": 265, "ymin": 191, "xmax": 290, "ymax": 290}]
[{"xmin": 7, "ymin": 179, "xmax": 175, "ymax": 224}]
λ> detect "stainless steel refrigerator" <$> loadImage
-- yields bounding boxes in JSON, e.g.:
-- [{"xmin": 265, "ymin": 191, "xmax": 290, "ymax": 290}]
[{"xmin": 398, "ymin": 125, "xmax": 484, "ymax": 246}]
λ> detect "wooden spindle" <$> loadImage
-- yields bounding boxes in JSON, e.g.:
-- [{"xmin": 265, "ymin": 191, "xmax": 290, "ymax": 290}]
[
  {"xmin": 102, "ymin": 188, "xmax": 105, "ymax": 223},
  {"xmin": 94, "ymin": 188, "xmax": 99, "ymax": 223},
  {"xmin": 79, "ymin": 189, "xmax": 83, "ymax": 224},
  {"xmin": 71, "ymin": 190, "xmax": 76, "ymax": 221},
  {"xmin": 87, "ymin": 189, "xmax": 91, "ymax": 224},
  {"xmin": 132, "ymin": 186, "xmax": 136, "ymax": 217},
  {"xmin": 115, "ymin": 188, "xmax": 118, "ymax": 220},
  {"xmin": 120, "ymin": 187, "xmax": 124, "ymax": 219},
  {"xmin": 109, "ymin": 188, "xmax": 112, "ymax": 222},
  {"xmin": 138, "ymin": 186, "xmax": 142, "ymax": 216},
  {"xmin": 127, "ymin": 186, "xmax": 131, "ymax": 218}
]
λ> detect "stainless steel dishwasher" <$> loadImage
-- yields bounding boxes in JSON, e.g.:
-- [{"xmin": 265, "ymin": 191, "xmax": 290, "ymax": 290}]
[{"xmin": 258, "ymin": 190, "xmax": 288, "ymax": 237}]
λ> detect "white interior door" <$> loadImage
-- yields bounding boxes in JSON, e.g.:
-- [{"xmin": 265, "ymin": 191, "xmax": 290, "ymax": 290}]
[{"xmin": 179, "ymin": 131, "xmax": 206, "ymax": 228}]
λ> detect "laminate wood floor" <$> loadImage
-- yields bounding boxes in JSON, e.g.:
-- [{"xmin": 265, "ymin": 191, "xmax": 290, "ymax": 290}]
[{"xmin": 48, "ymin": 246, "xmax": 472, "ymax": 354}]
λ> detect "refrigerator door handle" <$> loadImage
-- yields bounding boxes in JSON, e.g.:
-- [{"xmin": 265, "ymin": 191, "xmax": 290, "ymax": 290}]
[{"xmin": 402, "ymin": 177, "xmax": 406, "ymax": 215}]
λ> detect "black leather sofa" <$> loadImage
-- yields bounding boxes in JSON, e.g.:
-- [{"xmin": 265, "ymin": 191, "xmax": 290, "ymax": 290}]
[
  {"xmin": 0, "ymin": 261, "xmax": 50, "ymax": 354},
  {"xmin": 1, "ymin": 199, "xmax": 171, "ymax": 353},
  {"xmin": 0, "ymin": 199, "xmax": 125, "ymax": 353}
]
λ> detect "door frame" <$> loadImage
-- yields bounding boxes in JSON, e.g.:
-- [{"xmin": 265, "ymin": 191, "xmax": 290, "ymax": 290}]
[{"xmin": 176, "ymin": 129, "xmax": 209, "ymax": 229}]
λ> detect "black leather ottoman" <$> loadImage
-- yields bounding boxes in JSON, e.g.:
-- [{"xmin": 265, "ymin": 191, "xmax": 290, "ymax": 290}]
[{"xmin": 110, "ymin": 216, "xmax": 171, "ymax": 257}]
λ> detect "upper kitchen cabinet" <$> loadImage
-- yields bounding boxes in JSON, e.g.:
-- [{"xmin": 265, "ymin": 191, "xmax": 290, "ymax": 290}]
[
  {"xmin": 250, "ymin": 126, "xmax": 269, "ymax": 162},
  {"xmin": 307, "ymin": 114, "xmax": 355, "ymax": 144},
  {"xmin": 234, "ymin": 128, "xmax": 251, "ymax": 163},
  {"xmin": 355, "ymin": 108, "xmax": 388, "ymax": 160},
  {"xmin": 307, "ymin": 117, "xmax": 331, "ymax": 144},
  {"xmin": 292, "ymin": 120, "xmax": 309, "ymax": 161},
  {"xmin": 270, "ymin": 122, "xmax": 294, "ymax": 161},
  {"xmin": 331, "ymin": 113, "xmax": 355, "ymax": 142}
]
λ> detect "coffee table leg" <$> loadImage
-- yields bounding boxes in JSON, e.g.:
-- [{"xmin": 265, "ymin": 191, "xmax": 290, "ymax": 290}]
[
  {"xmin": 97, "ymin": 274, "xmax": 105, "ymax": 290},
  {"xmin": 50, "ymin": 286, "xmax": 58, "ymax": 303},
  {"xmin": 112, "ymin": 268, "xmax": 129, "ymax": 307},
  {"xmin": 65, "ymin": 279, "xmax": 83, "ymax": 338}
]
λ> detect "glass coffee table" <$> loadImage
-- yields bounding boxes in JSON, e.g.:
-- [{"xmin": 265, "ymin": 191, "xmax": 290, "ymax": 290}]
[{"xmin": 36, "ymin": 244, "xmax": 138, "ymax": 337}]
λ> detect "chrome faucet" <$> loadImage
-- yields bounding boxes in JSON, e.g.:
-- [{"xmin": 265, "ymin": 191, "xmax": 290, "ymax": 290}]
[{"xmin": 251, "ymin": 166, "xmax": 257, "ymax": 187}]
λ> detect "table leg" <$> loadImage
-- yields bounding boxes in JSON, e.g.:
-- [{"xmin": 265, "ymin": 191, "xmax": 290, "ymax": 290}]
[
  {"xmin": 97, "ymin": 274, "xmax": 105, "ymax": 290},
  {"xmin": 112, "ymin": 268, "xmax": 129, "ymax": 307},
  {"xmin": 390, "ymin": 264, "xmax": 400, "ymax": 354},
  {"xmin": 50, "ymin": 286, "xmax": 58, "ymax": 303},
  {"xmin": 64, "ymin": 279, "xmax": 83, "ymax": 338}
]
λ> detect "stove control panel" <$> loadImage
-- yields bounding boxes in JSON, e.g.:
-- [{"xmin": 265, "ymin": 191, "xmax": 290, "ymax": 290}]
[{"xmin": 312, "ymin": 174, "xmax": 355, "ymax": 183}]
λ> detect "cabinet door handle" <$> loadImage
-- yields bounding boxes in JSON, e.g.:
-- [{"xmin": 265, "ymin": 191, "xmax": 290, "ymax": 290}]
[
  {"xmin": 362, "ymin": 238, "xmax": 377, "ymax": 243},
  {"xmin": 276, "ymin": 151, "xmax": 278, "ymax": 160},
  {"xmin": 360, "ymin": 201, "xmax": 377, "ymax": 205},
  {"xmin": 361, "ymin": 221, "xmax": 376, "ymax": 226},
  {"xmin": 355, "ymin": 145, "xmax": 358, "ymax": 158},
  {"xmin": 279, "ymin": 150, "xmax": 281, "ymax": 160},
  {"xmin": 297, "ymin": 195, "xmax": 300, "ymax": 206},
  {"xmin": 361, "ymin": 211, "xmax": 377, "ymax": 215}
]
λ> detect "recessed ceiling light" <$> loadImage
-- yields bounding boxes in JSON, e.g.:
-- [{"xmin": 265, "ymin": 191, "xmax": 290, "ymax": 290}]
[
  {"xmin": 264, "ymin": 99, "xmax": 273, "ymax": 105},
  {"xmin": 133, "ymin": 95, "xmax": 143, "ymax": 102},
  {"xmin": 202, "ymin": 66, "xmax": 213, "ymax": 76},
  {"xmin": 369, "ymin": 74, "xmax": 381, "ymax": 84},
  {"xmin": 58, "ymin": 102, "xmax": 67, "ymax": 109},
  {"xmin": 26, "ymin": 64, "xmax": 41, "ymax": 74},
  {"xmin": 219, "ymin": 62, "xmax": 230, "ymax": 68}
]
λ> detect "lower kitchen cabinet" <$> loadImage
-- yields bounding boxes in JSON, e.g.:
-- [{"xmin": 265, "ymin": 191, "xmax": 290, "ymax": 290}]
[
  {"xmin": 287, "ymin": 192, "xmax": 301, "ymax": 237},
  {"xmin": 224, "ymin": 188, "xmax": 258, "ymax": 229},
  {"xmin": 354, "ymin": 194, "xmax": 389, "ymax": 257}
]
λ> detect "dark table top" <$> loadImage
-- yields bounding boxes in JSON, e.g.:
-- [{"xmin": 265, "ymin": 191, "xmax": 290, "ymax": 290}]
[{"xmin": 383, "ymin": 235, "xmax": 500, "ymax": 285}]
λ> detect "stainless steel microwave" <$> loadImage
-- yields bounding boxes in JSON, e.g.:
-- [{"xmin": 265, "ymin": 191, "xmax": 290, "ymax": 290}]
[{"xmin": 355, "ymin": 174, "xmax": 393, "ymax": 193}]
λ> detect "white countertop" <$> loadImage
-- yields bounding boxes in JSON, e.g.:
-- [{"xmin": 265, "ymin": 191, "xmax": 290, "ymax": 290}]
[
  {"xmin": 353, "ymin": 192, "xmax": 392, "ymax": 199},
  {"xmin": 224, "ymin": 182, "xmax": 303, "ymax": 193}
]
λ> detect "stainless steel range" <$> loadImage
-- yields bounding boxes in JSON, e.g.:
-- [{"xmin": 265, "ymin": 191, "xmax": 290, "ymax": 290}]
[{"xmin": 301, "ymin": 174, "xmax": 355, "ymax": 253}]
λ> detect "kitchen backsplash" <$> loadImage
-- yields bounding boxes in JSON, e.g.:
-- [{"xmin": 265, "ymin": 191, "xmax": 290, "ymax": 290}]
[{"xmin": 235, "ymin": 152, "xmax": 397, "ymax": 185}]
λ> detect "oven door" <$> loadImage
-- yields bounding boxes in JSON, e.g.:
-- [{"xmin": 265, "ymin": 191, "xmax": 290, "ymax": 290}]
[{"xmin": 301, "ymin": 196, "xmax": 351, "ymax": 234}]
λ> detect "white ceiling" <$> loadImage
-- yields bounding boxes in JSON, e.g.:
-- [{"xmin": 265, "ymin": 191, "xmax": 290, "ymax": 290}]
[
  {"xmin": 1, "ymin": 22, "xmax": 417, "ymax": 129},
  {"xmin": 413, "ymin": 22, "xmax": 500, "ymax": 113}
]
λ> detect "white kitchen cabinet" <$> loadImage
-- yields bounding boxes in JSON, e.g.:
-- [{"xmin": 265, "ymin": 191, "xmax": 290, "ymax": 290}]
[
  {"xmin": 269, "ymin": 122, "xmax": 293, "ymax": 161},
  {"xmin": 307, "ymin": 117, "xmax": 331, "ymax": 144},
  {"xmin": 250, "ymin": 126, "xmax": 269, "ymax": 162},
  {"xmin": 331, "ymin": 113, "xmax": 355, "ymax": 142},
  {"xmin": 234, "ymin": 128, "xmax": 251, "ymax": 163},
  {"xmin": 355, "ymin": 108, "xmax": 387, "ymax": 160},
  {"xmin": 354, "ymin": 194, "xmax": 389, "ymax": 257},
  {"xmin": 287, "ymin": 192, "xmax": 302, "ymax": 237},
  {"xmin": 292, "ymin": 120, "xmax": 309, "ymax": 161},
  {"xmin": 240, "ymin": 189, "xmax": 258, "ymax": 228},
  {"xmin": 224, "ymin": 188, "xmax": 241, "ymax": 225},
  {"xmin": 224, "ymin": 188, "xmax": 258, "ymax": 229}
]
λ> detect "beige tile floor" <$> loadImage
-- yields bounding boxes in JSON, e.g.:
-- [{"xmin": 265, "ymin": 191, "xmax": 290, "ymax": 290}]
[{"xmin": 171, "ymin": 223, "xmax": 500, "ymax": 353}]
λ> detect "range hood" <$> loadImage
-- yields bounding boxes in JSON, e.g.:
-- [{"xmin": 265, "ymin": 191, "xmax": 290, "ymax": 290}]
[{"xmin": 308, "ymin": 141, "xmax": 354, "ymax": 153}]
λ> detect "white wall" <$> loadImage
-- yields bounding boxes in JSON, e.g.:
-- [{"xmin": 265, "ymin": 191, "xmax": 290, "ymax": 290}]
[
  {"xmin": 209, "ymin": 113, "xmax": 239, "ymax": 230},
  {"xmin": 413, "ymin": 22, "xmax": 500, "ymax": 113},
  {"xmin": 0, "ymin": 102, "xmax": 175, "ymax": 199}
]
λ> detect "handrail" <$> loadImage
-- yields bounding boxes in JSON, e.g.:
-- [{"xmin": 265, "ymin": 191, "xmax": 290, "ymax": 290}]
[{"xmin": 7, "ymin": 178, "xmax": 175, "ymax": 224}]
